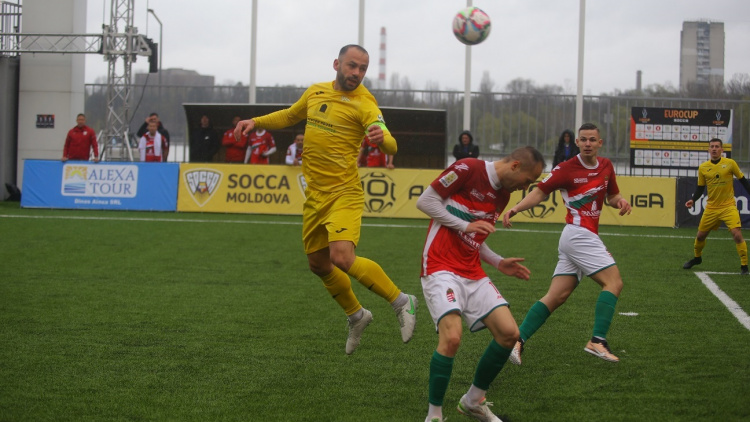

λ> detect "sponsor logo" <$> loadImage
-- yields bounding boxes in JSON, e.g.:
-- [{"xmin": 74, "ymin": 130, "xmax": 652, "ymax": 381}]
[
  {"xmin": 470, "ymin": 188, "xmax": 485, "ymax": 201},
  {"xmin": 184, "ymin": 168, "xmax": 222, "ymax": 207},
  {"xmin": 638, "ymin": 108, "xmax": 650, "ymax": 123},
  {"xmin": 519, "ymin": 184, "xmax": 558, "ymax": 219},
  {"xmin": 439, "ymin": 171, "xmax": 459, "ymax": 188},
  {"xmin": 581, "ymin": 200, "xmax": 601, "ymax": 217},
  {"xmin": 574, "ymin": 178, "xmax": 589, "ymax": 184},
  {"xmin": 712, "ymin": 110, "xmax": 725, "ymax": 125},
  {"xmin": 297, "ymin": 174, "xmax": 308, "ymax": 197},
  {"xmin": 664, "ymin": 109, "xmax": 699, "ymax": 120},
  {"xmin": 630, "ymin": 193, "xmax": 664, "ymax": 208},
  {"xmin": 61, "ymin": 164, "xmax": 138, "ymax": 197},
  {"xmin": 361, "ymin": 171, "xmax": 396, "ymax": 213},
  {"xmin": 225, "ymin": 173, "xmax": 291, "ymax": 204}
]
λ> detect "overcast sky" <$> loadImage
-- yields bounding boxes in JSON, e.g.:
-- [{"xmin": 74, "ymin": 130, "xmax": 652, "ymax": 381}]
[{"xmin": 85, "ymin": 0, "xmax": 750, "ymax": 95}]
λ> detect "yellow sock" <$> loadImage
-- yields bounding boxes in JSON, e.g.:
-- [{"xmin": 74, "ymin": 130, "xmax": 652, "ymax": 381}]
[
  {"xmin": 347, "ymin": 257, "xmax": 401, "ymax": 303},
  {"xmin": 321, "ymin": 267, "xmax": 361, "ymax": 316},
  {"xmin": 736, "ymin": 242, "xmax": 748, "ymax": 266},
  {"xmin": 694, "ymin": 238, "xmax": 706, "ymax": 257}
]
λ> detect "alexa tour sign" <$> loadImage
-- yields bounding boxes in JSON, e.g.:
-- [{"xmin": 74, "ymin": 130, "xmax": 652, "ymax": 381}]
[
  {"xmin": 21, "ymin": 160, "xmax": 178, "ymax": 211},
  {"xmin": 61, "ymin": 164, "xmax": 138, "ymax": 197}
]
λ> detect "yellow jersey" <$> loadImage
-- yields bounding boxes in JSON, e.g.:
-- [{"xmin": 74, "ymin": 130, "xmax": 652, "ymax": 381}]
[
  {"xmin": 697, "ymin": 157, "xmax": 744, "ymax": 209},
  {"xmin": 253, "ymin": 81, "xmax": 396, "ymax": 192}
]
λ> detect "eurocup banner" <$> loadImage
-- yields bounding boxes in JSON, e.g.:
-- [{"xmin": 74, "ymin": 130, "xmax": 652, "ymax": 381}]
[
  {"xmin": 630, "ymin": 106, "xmax": 733, "ymax": 169},
  {"xmin": 177, "ymin": 164, "xmax": 676, "ymax": 228},
  {"xmin": 21, "ymin": 160, "xmax": 178, "ymax": 211}
]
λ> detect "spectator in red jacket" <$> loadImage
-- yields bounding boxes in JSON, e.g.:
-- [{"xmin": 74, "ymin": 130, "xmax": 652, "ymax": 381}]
[
  {"xmin": 62, "ymin": 113, "xmax": 99, "ymax": 162},
  {"xmin": 223, "ymin": 116, "xmax": 249, "ymax": 163}
]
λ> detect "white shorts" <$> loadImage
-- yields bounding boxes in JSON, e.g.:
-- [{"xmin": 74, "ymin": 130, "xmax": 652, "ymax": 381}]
[
  {"xmin": 554, "ymin": 224, "xmax": 616, "ymax": 282},
  {"xmin": 421, "ymin": 271, "xmax": 509, "ymax": 333}
]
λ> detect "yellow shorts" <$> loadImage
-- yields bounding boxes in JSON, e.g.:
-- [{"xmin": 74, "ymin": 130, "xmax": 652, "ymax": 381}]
[
  {"xmin": 302, "ymin": 187, "xmax": 363, "ymax": 254},
  {"xmin": 698, "ymin": 206, "xmax": 742, "ymax": 232}
]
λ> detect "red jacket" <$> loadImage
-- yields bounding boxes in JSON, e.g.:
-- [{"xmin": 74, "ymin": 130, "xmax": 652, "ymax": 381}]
[
  {"xmin": 63, "ymin": 125, "xmax": 99, "ymax": 160},
  {"xmin": 222, "ymin": 127, "xmax": 249, "ymax": 163}
]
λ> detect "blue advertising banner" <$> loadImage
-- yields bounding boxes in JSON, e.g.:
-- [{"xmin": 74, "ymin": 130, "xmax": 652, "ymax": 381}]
[
  {"xmin": 676, "ymin": 177, "xmax": 750, "ymax": 228},
  {"xmin": 21, "ymin": 160, "xmax": 179, "ymax": 211}
]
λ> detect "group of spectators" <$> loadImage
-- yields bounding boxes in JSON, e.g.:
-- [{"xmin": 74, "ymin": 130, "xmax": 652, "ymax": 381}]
[
  {"xmin": 63, "ymin": 111, "xmax": 579, "ymax": 170},
  {"xmin": 191, "ymin": 114, "xmax": 279, "ymax": 165},
  {"xmin": 62, "ymin": 112, "xmax": 171, "ymax": 163},
  {"xmin": 451, "ymin": 128, "xmax": 580, "ymax": 168}
]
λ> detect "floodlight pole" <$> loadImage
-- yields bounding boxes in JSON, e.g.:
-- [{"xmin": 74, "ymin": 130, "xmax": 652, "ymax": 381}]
[
  {"xmin": 147, "ymin": 8, "xmax": 162, "ymax": 107},
  {"xmin": 249, "ymin": 0, "xmax": 258, "ymax": 104},
  {"xmin": 463, "ymin": 0, "xmax": 472, "ymax": 131},
  {"xmin": 575, "ymin": 0, "xmax": 585, "ymax": 133},
  {"xmin": 358, "ymin": 0, "xmax": 365, "ymax": 46}
]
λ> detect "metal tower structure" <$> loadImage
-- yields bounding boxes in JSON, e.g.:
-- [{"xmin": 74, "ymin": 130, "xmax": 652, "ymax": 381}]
[
  {"xmin": 101, "ymin": 0, "xmax": 151, "ymax": 161},
  {"xmin": 0, "ymin": 0, "xmax": 154, "ymax": 161}
]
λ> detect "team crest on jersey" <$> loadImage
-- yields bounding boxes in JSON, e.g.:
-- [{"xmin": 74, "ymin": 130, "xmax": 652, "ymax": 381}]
[
  {"xmin": 446, "ymin": 288, "xmax": 456, "ymax": 303},
  {"xmin": 184, "ymin": 168, "xmax": 222, "ymax": 207},
  {"xmin": 439, "ymin": 171, "xmax": 459, "ymax": 188}
]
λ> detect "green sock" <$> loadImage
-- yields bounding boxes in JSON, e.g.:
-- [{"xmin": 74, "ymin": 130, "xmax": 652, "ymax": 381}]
[
  {"xmin": 518, "ymin": 301, "xmax": 551, "ymax": 342},
  {"xmin": 472, "ymin": 340, "xmax": 511, "ymax": 391},
  {"xmin": 428, "ymin": 351, "xmax": 454, "ymax": 406},
  {"xmin": 592, "ymin": 291, "xmax": 619, "ymax": 339}
]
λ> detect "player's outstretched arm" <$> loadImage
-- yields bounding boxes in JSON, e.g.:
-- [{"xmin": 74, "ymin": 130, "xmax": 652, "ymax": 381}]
[
  {"xmin": 686, "ymin": 185, "xmax": 706, "ymax": 208},
  {"xmin": 479, "ymin": 243, "xmax": 530, "ymax": 280},
  {"xmin": 234, "ymin": 119, "xmax": 255, "ymax": 141},
  {"xmin": 607, "ymin": 194, "xmax": 632, "ymax": 216},
  {"xmin": 502, "ymin": 188, "xmax": 547, "ymax": 228},
  {"xmin": 497, "ymin": 257, "xmax": 531, "ymax": 280}
]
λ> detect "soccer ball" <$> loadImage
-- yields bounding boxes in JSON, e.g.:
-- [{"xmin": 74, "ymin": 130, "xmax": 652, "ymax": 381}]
[{"xmin": 452, "ymin": 7, "xmax": 491, "ymax": 45}]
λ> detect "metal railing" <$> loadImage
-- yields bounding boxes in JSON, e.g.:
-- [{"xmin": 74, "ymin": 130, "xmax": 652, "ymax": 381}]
[{"xmin": 84, "ymin": 82, "xmax": 750, "ymax": 174}]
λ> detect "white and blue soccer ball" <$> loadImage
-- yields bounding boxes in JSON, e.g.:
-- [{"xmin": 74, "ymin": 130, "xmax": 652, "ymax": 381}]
[{"xmin": 452, "ymin": 7, "xmax": 492, "ymax": 46}]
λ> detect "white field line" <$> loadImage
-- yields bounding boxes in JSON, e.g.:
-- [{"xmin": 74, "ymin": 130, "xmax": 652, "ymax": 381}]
[
  {"xmin": 0, "ymin": 213, "xmax": 710, "ymax": 239},
  {"xmin": 695, "ymin": 272, "xmax": 750, "ymax": 331}
]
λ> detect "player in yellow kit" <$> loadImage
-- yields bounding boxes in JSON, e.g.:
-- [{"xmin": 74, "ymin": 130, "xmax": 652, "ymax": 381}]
[
  {"xmin": 683, "ymin": 138, "xmax": 750, "ymax": 275},
  {"xmin": 235, "ymin": 45, "xmax": 417, "ymax": 354}
]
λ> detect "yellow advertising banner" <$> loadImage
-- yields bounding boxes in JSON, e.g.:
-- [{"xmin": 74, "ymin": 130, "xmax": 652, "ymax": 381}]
[
  {"xmin": 176, "ymin": 164, "xmax": 445, "ymax": 217},
  {"xmin": 177, "ymin": 164, "xmax": 676, "ymax": 228},
  {"xmin": 178, "ymin": 164, "xmax": 308, "ymax": 214},
  {"xmin": 508, "ymin": 175, "xmax": 676, "ymax": 228}
]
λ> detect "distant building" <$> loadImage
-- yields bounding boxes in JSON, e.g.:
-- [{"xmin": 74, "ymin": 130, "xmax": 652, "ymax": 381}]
[
  {"xmin": 134, "ymin": 68, "xmax": 214, "ymax": 87},
  {"xmin": 679, "ymin": 20, "xmax": 724, "ymax": 90}
]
